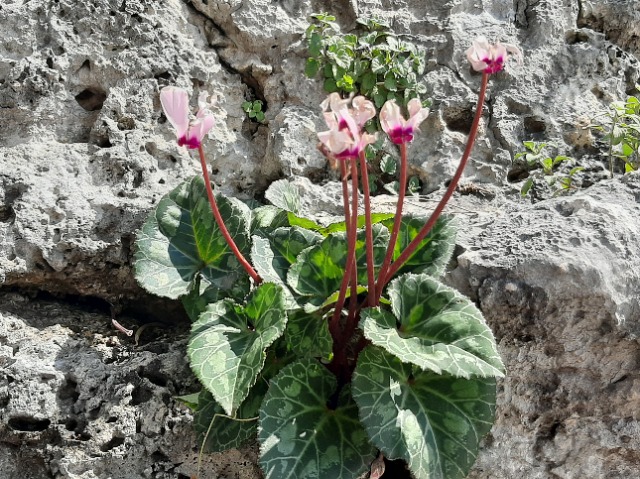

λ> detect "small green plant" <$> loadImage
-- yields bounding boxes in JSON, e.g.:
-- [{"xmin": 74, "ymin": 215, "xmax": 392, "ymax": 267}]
[
  {"xmin": 143, "ymin": 35, "xmax": 522, "ymax": 479},
  {"xmin": 306, "ymin": 13, "xmax": 430, "ymax": 196},
  {"xmin": 305, "ymin": 13, "xmax": 428, "ymax": 108},
  {"xmin": 242, "ymin": 99, "xmax": 265, "ymax": 123},
  {"xmin": 515, "ymin": 141, "xmax": 584, "ymax": 197},
  {"xmin": 589, "ymin": 88, "xmax": 640, "ymax": 175}
]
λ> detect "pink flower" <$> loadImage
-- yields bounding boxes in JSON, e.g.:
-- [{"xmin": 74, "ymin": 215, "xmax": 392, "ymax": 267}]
[
  {"xmin": 466, "ymin": 36, "xmax": 523, "ymax": 75},
  {"xmin": 318, "ymin": 94, "xmax": 376, "ymax": 160},
  {"xmin": 160, "ymin": 86, "xmax": 215, "ymax": 149},
  {"xmin": 380, "ymin": 98, "xmax": 429, "ymax": 145},
  {"xmin": 351, "ymin": 95, "xmax": 376, "ymax": 128}
]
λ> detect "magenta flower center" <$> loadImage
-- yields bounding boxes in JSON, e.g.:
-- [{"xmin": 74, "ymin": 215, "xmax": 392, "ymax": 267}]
[
  {"xmin": 388, "ymin": 125, "xmax": 414, "ymax": 145},
  {"xmin": 178, "ymin": 134, "xmax": 201, "ymax": 149},
  {"xmin": 482, "ymin": 55, "xmax": 505, "ymax": 74}
]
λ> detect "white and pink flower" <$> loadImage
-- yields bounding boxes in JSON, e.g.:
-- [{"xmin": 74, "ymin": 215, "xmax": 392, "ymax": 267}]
[
  {"xmin": 160, "ymin": 86, "xmax": 215, "ymax": 149},
  {"xmin": 318, "ymin": 94, "xmax": 377, "ymax": 160},
  {"xmin": 466, "ymin": 36, "xmax": 523, "ymax": 75},
  {"xmin": 379, "ymin": 98, "xmax": 429, "ymax": 145}
]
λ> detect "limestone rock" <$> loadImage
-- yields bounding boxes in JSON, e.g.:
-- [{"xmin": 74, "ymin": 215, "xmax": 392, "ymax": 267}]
[
  {"xmin": 445, "ymin": 175, "xmax": 640, "ymax": 478},
  {"xmin": 1, "ymin": 0, "xmax": 640, "ymax": 477},
  {"xmin": 0, "ymin": 292, "xmax": 260, "ymax": 479}
]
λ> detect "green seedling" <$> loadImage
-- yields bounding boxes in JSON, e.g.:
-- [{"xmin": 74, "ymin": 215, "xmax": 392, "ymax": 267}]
[
  {"xmin": 589, "ymin": 88, "xmax": 640, "ymax": 175},
  {"xmin": 515, "ymin": 141, "xmax": 584, "ymax": 197},
  {"xmin": 242, "ymin": 99, "xmax": 265, "ymax": 123}
]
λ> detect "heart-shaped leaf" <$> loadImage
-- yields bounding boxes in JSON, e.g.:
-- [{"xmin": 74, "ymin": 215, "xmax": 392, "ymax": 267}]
[
  {"xmin": 250, "ymin": 205, "xmax": 290, "ymax": 235},
  {"xmin": 252, "ymin": 227, "xmax": 324, "ymax": 309},
  {"xmin": 182, "ymin": 276, "xmax": 252, "ymax": 322},
  {"xmin": 252, "ymin": 227, "xmax": 324, "ymax": 286},
  {"xmin": 352, "ymin": 346, "xmax": 497, "ymax": 479},
  {"xmin": 284, "ymin": 309, "xmax": 333, "ymax": 360},
  {"xmin": 287, "ymin": 224, "xmax": 390, "ymax": 304},
  {"xmin": 265, "ymin": 179, "xmax": 302, "ymax": 214},
  {"xmin": 134, "ymin": 176, "xmax": 251, "ymax": 299},
  {"xmin": 362, "ymin": 274, "xmax": 504, "ymax": 379},
  {"xmin": 188, "ymin": 283, "xmax": 287, "ymax": 415},
  {"xmin": 259, "ymin": 358, "xmax": 375, "ymax": 479}
]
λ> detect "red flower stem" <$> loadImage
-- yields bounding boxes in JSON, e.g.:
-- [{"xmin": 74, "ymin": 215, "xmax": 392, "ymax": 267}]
[
  {"xmin": 358, "ymin": 150, "xmax": 376, "ymax": 307},
  {"xmin": 197, "ymin": 146, "xmax": 261, "ymax": 284},
  {"xmin": 330, "ymin": 159, "xmax": 360, "ymax": 377},
  {"xmin": 329, "ymin": 161, "xmax": 354, "ymax": 338},
  {"xmin": 347, "ymin": 156, "xmax": 360, "ymax": 308},
  {"xmin": 344, "ymin": 158, "xmax": 363, "ymax": 342},
  {"xmin": 382, "ymin": 72, "xmax": 490, "ymax": 287},
  {"xmin": 374, "ymin": 141, "xmax": 408, "ymax": 303}
]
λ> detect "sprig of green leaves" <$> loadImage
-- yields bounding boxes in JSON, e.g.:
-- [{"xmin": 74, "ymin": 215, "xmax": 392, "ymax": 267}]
[
  {"xmin": 589, "ymin": 87, "xmax": 640, "ymax": 174},
  {"xmin": 514, "ymin": 141, "xmax": 583, "ymax": 197},
  {"xmin": 305, "ymin": 13, "xmax": 428, "ymax": 108},
  {"xmin": 242, "ymin": 100, "xmax": 266, "ymax": 123}
]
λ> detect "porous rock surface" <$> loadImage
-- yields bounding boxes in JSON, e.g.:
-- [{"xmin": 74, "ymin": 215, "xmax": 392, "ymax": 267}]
[
  {"xmin": 0, "ymin": 0, "xmax": 639, "ymax": 478},
  {"xmin": 445, "ymin": 174, "xmax": 640, "ymax": 479}
]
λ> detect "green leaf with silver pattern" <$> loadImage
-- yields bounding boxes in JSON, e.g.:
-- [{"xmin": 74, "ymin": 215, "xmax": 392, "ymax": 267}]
[
  {"xmin": 382, "ymin": 214, "xmax": 456, "ymax": 280},
  {"xmin": 362, "ymin": 274, "xmax": 504, "ymax": 379},
  {"xmin": 259, "ymin": 358, "xmax": 375, "ymax": 479},
  {"xmin": 352, "ymin": 346, "xmax": 497, "ymax": 479},
  {"xmin": 188, "ymin": 282, "xmax": 287, "ymax": 416},
  {"xmin": 134, "ymin": 176, "xmax": 251, "ymax": 299}
]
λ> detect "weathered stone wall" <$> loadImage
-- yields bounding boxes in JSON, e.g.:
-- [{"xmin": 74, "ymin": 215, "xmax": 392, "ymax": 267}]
[{"xmin": 1, "ymin": 0, "xmax": 639, "ymax": 478}]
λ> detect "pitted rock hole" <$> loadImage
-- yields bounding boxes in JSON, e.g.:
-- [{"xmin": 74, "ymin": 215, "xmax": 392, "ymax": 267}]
[
  {"xmin": 131, "ymin": 384, "xmax": 153, "ymax": 405},
  {"xmin": 0, "ymin": 202, "xmax": 15, "ymax": 223},
  {"xmin": 565, "ymin": 29, "xmax": 591, "ymax": 45},
  {"xmin": 100, "ymin": 435, "xmax": 125, "ymax": 452},
  {"xmin": 154, "ymin": 71, "xmax": 172, "ymax": 82},
  {"xmin": 150, "ymin": 450, "xmax": 170, "ymax": 463},
  {"xmin": 442, "ymin": 105, "xmax": 474, "ymax": 134},
  {"xmin": 64, "ymin": 417, "xmax": 91, "ymax": 440},
  {"xmin": 117, "ymin": 117, "xmax": 135, "ymax": 130},
  {"xmin": 0, "ymin": 390, "xmax": 9, "ymax": 409},
  {"xmin": 75, "ymin": 88, "xmax": 107, "ymax": 111},
  {"xmin": 57, "ymin": 377, "xmax": 79, "ymax": 403},
  {"xmin": 8, "ymin": 416, "xmax": 51, "ymax": 432},
  {"xmin": 507, "ymin": 165, "xmax": 530, "ymax": 183},
  {"xmin": 523, "ymin": 116, "xmax": 547, "ymax": 139},
  {"xmin": 137, "ymin": 362, "xmax": 168, "ymax": 388},
  {"xmin": 0, "ymin": 183, "xmax": 27, "ymax": 223}
]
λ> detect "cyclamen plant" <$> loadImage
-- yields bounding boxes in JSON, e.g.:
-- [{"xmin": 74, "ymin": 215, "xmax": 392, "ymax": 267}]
[{"xmin": 134, "ymin": 36, "xmax": 522, "ymax": 479}]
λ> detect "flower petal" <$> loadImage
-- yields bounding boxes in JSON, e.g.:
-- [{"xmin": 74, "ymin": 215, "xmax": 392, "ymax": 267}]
[
  {"xmin": 321, "ymin": 92, "xmax": 350, "ymax": 112},
  {"xmin": 318, "ymin": 129, "xmax": 353, "ymax": 156},
  {"xmin": 352, "ymin": 96, "xmax": 376, "ymax": 128},
  {"xmin": 466, "ymin": 36, "xmax": 523, "ymax": 74},
  {"xmin": 160, "ymin": 86, "xmax": 190, "ymax": 138},
  {"xmin": 504, "ymin": 43, "xmax": 524, "ymax": 65},
  {"xmin": 407, "ymin": 98, "xmax": 429, "ymax": 129},
  {"xmin": 380, "ymin": 100, "xmax": 404, "ymax": 136},
  {"xmin": 185, "ymin": 113, "xmax": 215, "ymax": 149}
]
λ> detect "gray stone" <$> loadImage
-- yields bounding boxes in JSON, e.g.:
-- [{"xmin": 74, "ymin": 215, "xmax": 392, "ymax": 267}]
[
  {"xmin": 263, "ymin": 106, "xmax": 328, "ymax": 179},
  {"xmin": 0, "ymin": 292, "xmax": 260, "ymax": 479},
  {"xmin": 444, "ymin": 174, "xmax": 640, "ymax": 478},
  {"xmin": 2, "ymin": 0, "xmax": 640, "ymax": 477}
]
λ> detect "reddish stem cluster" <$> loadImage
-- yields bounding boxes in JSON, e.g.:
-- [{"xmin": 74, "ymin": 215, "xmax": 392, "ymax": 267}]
[{"xmin": 327, "ymin": 72, "xmax": 490, "ymax": 380}]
